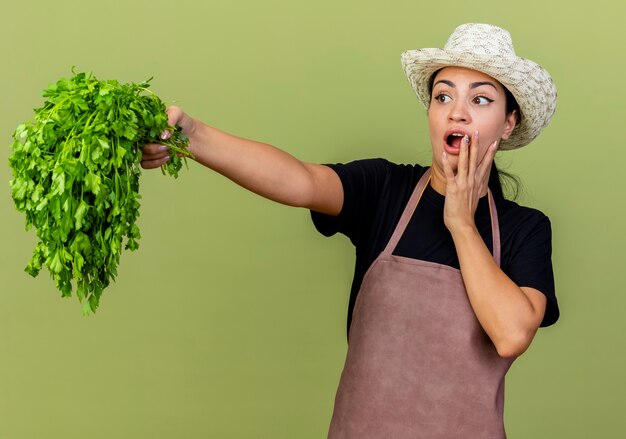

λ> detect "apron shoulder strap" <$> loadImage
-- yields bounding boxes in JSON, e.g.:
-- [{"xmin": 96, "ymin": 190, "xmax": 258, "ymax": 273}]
[
  {"xmin": 487, "ymin": 189, "xmax": 501, "ymax": 267},
  {"xmin": 381, "ymin": 168, "xmax": 431, "ymax": 257},
  {"xmin": 381, "ymin": 167, "xmax": 502, "ymax": 267}
]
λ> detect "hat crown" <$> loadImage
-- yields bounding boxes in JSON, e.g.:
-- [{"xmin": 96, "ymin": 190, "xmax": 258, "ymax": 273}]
[
  {"xmin": 400, "ymin": 23, "xmax": 557, "ymax": 149},
  {"xmin": 444, "ymin": 23, "xmax": 516, "ymax": 57}
]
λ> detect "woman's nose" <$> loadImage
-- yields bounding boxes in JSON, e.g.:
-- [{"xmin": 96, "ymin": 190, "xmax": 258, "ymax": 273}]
[{"xmin": 448, "ymin": 101, "xmax": 471, "ymax": 123}]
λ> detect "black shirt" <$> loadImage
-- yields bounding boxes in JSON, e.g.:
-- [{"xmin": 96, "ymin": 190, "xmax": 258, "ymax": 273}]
[{"xmin": 310, "ymin": 159, "xmax": 559, "ymax": 336}]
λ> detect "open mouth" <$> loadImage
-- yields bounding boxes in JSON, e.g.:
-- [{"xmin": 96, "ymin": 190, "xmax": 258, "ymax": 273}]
[{"xmin": 446, "ymin": 132, "xmax": 466, "ymax": 149}]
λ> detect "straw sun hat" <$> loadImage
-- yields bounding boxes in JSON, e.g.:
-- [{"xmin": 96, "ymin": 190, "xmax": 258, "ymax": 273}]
[{"xmin": 400, "ymin": 23, "xmax": 557, "ymax": 150}]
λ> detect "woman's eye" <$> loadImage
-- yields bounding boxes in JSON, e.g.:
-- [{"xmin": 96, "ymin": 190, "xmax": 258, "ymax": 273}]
[
  {"xmin": 473, "ymin": 96, "xmax": 494, "ymax": 105},
  {"xmin": 434, "ymin": 94, "xmax": 450, "ymax": 103}
]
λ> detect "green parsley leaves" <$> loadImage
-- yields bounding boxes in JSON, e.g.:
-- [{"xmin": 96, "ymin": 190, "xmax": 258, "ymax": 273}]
[{"xmin": 9, "ymin": 69, "xmax": 192, "ymax": 314}]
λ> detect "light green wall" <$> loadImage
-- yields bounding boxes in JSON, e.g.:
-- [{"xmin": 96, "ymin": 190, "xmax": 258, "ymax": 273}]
[{"xmin": 1, "ymin": 0, "xmax": 624, "ymax": 437}]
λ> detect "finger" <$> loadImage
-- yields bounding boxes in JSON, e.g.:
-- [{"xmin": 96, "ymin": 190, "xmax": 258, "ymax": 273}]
[
  {"xmin": 477, "ymin": 140, "xmax": 498, "ymax": 184},
  {"xmin": 442, "ymin": 152, "xmax": 456, "ymax": 183},
  {"xmin": 476, "ymin": 133, "xmax": 494, "ymax": 167},
  {"xmin": 166, "ymin": 105, "xmax": 184, "ymax": 127},
  {"xmin": 166, "ymin": 105, "xmax": 194, "ymax": 133},
  {"xmin": 142, "ymin": 143, "xmax": 170, "ymax": 156},
  {"xmin": 140, "ymin": 156, "xmax": 170, "ymax": 169},
  {"xmin": 457, "ymin": 134, "xmax": 470, "ymax": 180},
  {"xmin": 468, "ymin": 129, "xmax": 479, "ymax": 178},
  {"xmin": 160, "ymin": 106, "xmax": 182, "ymax": 140}
]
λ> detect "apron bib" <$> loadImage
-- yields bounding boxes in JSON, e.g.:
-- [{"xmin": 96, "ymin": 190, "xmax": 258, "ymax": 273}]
[{"xmin": 328, "ymin": 169, "xmax": 514, "ymax": 439}]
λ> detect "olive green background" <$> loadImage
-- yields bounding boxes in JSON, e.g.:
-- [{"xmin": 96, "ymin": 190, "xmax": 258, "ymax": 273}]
[{"xmin": 1, "ymin": 0, "xmax": 624, "ymax": 437}]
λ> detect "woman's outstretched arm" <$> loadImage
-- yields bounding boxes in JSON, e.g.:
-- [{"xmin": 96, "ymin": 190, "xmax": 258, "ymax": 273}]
[{"xmin": 141, "ymin": 106, "xmax": 343, "ymax": 216}]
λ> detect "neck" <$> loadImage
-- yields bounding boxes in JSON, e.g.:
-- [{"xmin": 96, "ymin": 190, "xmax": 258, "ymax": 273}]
[{"xmin": 429, "ymin": 163, "xmax": 448, "ymax": 196}]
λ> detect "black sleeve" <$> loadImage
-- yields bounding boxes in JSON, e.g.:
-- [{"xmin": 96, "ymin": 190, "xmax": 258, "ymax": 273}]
[
  {"xmin": 310, "ymin": 158, "xmax": 392, "ymax": 248},
  {"xmin": 507, "ymin": 213, "xmax": 559, "ymax": 327}
]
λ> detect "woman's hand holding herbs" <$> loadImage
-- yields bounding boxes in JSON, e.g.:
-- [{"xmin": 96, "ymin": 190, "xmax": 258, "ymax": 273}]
[{"xmin": 141, "ymin": 106, "xmax": 197, "ymax": 171}]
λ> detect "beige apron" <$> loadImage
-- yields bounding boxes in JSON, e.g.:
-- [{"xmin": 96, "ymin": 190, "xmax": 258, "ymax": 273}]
[{"xmin": 328, "ymin": 169, "xmax": 514, "ymax": 439}]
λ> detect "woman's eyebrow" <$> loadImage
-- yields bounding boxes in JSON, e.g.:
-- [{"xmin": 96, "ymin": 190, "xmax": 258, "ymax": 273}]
[
  {"xmin": 470, "ymin": 81, "xmax": 497, "ymax": 90},
  {"xmin": 434, "ymin": 79, "xmax": 455, "ymax": 88},
  {"xmin": 433, "ymin": 79, "xmax": 498, "ymax": 90}
]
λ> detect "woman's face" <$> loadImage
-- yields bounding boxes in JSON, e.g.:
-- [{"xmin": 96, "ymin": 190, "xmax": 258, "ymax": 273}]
[{"xmin": 428, "ymin": 66, "xmax": 517, "ymax": 172}]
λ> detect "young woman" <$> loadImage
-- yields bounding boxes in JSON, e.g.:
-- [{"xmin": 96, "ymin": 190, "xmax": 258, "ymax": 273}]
[{"xmin": 142, "ymin": 23, "xmax": 560, "ymax": 439}]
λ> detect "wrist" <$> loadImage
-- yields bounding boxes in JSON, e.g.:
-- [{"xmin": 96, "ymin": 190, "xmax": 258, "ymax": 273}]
[
  {"xmin": 187, "ymin": 120, "xmax": 210, "ymax": 158},
  {"xmin": 447, "ymin": 221, "xmax": 479, "ymax": 239}
]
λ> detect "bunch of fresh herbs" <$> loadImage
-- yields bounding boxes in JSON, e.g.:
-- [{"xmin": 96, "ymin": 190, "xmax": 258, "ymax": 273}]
[{"xmin": 8, "ymin": 69, "xmax": 192, "ymax": 314}]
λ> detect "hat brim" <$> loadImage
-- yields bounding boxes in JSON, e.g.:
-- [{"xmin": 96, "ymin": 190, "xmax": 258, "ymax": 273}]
[{"xmin": 401, "ymin": 48, "xmax": 557, "ymax": 150}]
